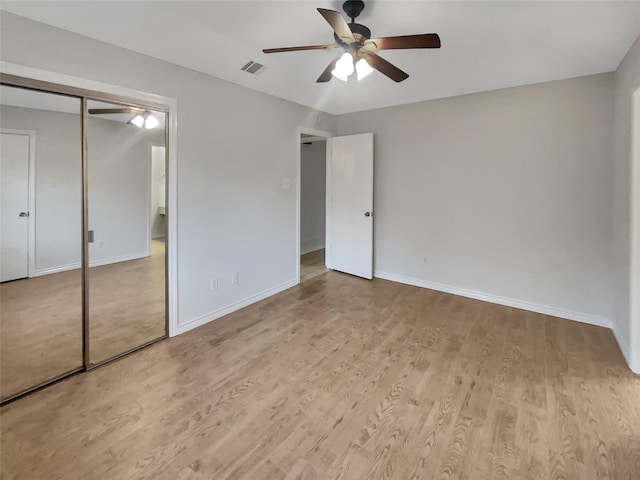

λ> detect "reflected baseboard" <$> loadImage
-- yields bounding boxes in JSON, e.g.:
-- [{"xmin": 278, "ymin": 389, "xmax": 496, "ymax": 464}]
[{"xmin": 32, "ymin": 251, "xmax": 151, "ymax": 277}]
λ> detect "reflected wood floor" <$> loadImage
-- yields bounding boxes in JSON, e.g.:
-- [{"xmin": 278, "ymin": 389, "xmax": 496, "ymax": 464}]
[
  {"xmin": 300, "ymin": 248, "xmax": 327, "ymax": 282},
  {"xmin": 2, "ymin": 271, "xmax": 640, "ymax": 479},
  {"xmin": 0, "ymin": 239, "xmax": 166, "ymax": 401}
]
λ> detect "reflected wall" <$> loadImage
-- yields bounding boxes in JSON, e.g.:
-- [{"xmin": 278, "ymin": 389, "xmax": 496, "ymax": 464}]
[{"xmin": 86, "ymin": 101, "xmax": 166, "ymax": 365}]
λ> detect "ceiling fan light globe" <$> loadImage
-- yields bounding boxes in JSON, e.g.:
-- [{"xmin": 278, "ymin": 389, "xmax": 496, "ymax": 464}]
[
  {"xmin": 356, "ymin": 58, "xmax": 374, "ymax": 80},
  {"xmin": 130, "ymin": 114, "xmax": 145, "ymax": 128},
  {"xmin": 332, "ymin": 52, "xmax": 354, "ymax": 81},
  {"xmin": 145, "ymin": 115, "xmax": 159, "ymax": 129},
  {"xmin": 331, "ymin": 69, "xmax": 349, "ymax": 82}
]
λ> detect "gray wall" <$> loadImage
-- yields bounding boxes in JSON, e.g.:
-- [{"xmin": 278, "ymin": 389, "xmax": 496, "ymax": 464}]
[
  {"xmin": 1, "ymin": 104, "xmax": 163, "ymax": 272},
  {"xmin": 336, "ymin": 73, "xmax": 614, "ymax": 325},
  {"xmin": 613, "ymin": 35, "xmax": 640, "ymax": 372},
  {"xmin": 1, "ymin": 105, "xmax": 81, "ymax": 274},
  {"xmin": 0, "ymin": 12, "xmax": 336, "ymax": 331},
  {"xmin": 300, "ymin": 140, "xmax": 326, "ymax": 254}
]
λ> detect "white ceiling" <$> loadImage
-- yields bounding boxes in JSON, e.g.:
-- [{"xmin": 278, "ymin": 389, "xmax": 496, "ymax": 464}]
[{"xmin": 2, "ymin": 1, "xmax": 639, "ymax": 115}]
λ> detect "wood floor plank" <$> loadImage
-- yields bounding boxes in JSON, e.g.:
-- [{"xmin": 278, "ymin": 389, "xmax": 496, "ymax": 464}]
[{"xmin": 2, "ymin": 271, "xmax": 639, "ymax": 480}]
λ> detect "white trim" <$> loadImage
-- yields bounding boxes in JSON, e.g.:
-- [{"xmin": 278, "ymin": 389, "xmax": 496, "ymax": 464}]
[
  {"xmin": 325, "ymin": 137, "xmax": 333, "ymax": 270},
  {"xmin": 1, "ymin": 128, "xmax": 37, "ymax": 278},
  {"xmin": 31, "ymin": 252, "xmax": 149, "ymax": 277},
  {"xmin": 176, "ymin": 279, "xmax": 298, "ymax": 335},
  {"xmin": 296, "ymin": 126, "xmax": 332, "ymax": 285},
  {"xmin": 31, "ymin": 262, "xmax": 81, "ymax": 277},
  {"xmin": 145, "ymin": 143, "xmax": 153, "ymax": 258},
  {"xmin": 1, "ymin": 61, "xmax": 180, "ymax": 338},
  {"xmin": 374, "ymin": 270, "xmax": 613, "ymax": 329},
  {"xmin": 631, "ymin": 87, "xmax": 640, "ymax": 373},
  {"xmin": 89, "ymin": 252, "xmax": 149, "ymax": 268}
]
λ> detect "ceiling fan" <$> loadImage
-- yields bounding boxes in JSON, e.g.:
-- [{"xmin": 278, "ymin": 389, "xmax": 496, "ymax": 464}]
[
  {"xmin": 88, "ymin": 107, "xmax": 160, "ymax": 129},
  {"xmin": 263, "ymin": 0, "xmax": 441, "ymax": 83}
]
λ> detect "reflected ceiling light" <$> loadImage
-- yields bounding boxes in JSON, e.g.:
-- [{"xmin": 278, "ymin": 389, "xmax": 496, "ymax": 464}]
[
  {"xmin": 128, "ymin": 111, "xmax": 159, "ymax": 129},
  {"xmin": 130, "ymin": 114, "xmax": 145, "ymax": 128},
  {"xmin": 331, "ymin": 52, "xmax": 354, "ymax": 82},
  {"xmin": 355, "ymin": 58, "xmax": 374, "ymax": 81},
  {"xmin": 144, "ymin": 115, "xmax": 159, "ymax": 129}
]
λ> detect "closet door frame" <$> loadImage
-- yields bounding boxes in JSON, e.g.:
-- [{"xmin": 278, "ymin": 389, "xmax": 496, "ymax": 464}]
[{"xmin": 0, "ymin": 63, "xmax": 177, "ymax": 403}]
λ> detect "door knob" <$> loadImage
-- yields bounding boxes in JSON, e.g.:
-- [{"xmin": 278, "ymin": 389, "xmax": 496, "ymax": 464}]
[
  {"xmin": 364, "ymin": 211, "xmax": 372, "ymax": 217},
  {"xmin": 19, "ymin": 212, "xmax": 29, "ymax": 217}
]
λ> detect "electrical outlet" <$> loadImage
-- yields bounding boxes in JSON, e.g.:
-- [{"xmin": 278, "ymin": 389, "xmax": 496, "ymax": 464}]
[
  {"xmin": 210, "ymin": 277, "xmax": 218, "ymax": 290},
  {"xmin": 231, "ymin": 272, "xmax": 239, "ymax": 284}
]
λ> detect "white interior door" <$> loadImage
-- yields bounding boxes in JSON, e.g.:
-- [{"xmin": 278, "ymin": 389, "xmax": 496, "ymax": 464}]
[
  {"xmin": 328, "ymin": 133, "xmax": 374, "ymax": 279},
  {"xmin": 1, "ymin": 132, "xmax": 30, "ymax": 282}
]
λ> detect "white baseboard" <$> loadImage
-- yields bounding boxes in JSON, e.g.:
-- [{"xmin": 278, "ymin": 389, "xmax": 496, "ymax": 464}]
[
  {"xmin": 176, "ymin": 279, "xmax": 299, "ymax": 335},
  {"xmin": 32, "ymin": 252, "xmax": 149, "ymax": 277},
  {"xmin": 31, "ymin": 262, "xmax": 81, "ymax": 277},
  {"xmin": 374, "ymin": 271, "xmax": 613, "ymax": 329},
  {"xmin": 300, "ymin": 238, "xmax": 325, "ymax": 255},
  {"xmin": 89, "ymin": 252, "xmax": 148, "ymax": 268}
]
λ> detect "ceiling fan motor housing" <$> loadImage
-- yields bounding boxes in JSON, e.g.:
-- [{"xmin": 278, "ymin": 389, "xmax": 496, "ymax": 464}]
[
  {"xmin": 343, "ymin": 0, "xmax": 365, "ymax": 21},
  {"xmin": 334, "ymin": 22, "xmax": 371, "ymax": 49}
]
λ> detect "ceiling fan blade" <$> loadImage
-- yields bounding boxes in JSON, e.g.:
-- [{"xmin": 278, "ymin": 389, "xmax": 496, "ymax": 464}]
[
  {"xmin": 360, "ymin": 52, "xmax": 409, "ymax": 82},
  {"xmin": 317, "ymin": 8, "xmax": 355, "ymax": 44},
  {"xmin": 88, "ymin": 108, "xmax": 140, "ymax": 115},
  {"xmin": 263, "ymin": 44, "xmax": 338, "ymax": 54},
  {"xmin": 364, "ymin": 34, "xmax": 441, "ymax": 51},
  {"xmin": 317, "ymin": 58, "xmax": 339, "ymax": 83}
]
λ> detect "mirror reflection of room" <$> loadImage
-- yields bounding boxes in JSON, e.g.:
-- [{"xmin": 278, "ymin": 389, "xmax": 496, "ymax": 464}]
[
  {"xmin": 0, "ymin": 85, "xmax": 83, "ymax": 401},
  {"xmin": 86, "ymin": 100, "xmax": 167, "ymax": 365}
]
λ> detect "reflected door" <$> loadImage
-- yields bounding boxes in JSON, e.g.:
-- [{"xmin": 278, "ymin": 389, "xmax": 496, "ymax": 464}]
[
  {"xmin": 0, "ymin": 86, "xmax": 83, "ymax": 401},
  {"xmin": 86, "ymin": 100, "xmax": 167, "ymax": 365},
  {"xmin": 1, "ymin": 132, "xmax": 30, "ymax": 281}
]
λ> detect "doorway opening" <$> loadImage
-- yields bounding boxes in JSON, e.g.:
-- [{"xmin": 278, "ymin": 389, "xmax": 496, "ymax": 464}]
[
  {"xmin": 297, "ymin": 127, "xmax": 332, "ymax": 283},
  {"xmin": 300, "ymin": 135, "xmax": 328, "ymax": 282}
]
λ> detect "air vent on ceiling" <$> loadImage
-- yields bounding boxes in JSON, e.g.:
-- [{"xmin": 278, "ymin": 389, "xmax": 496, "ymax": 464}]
[{"xmin": 241, "ymin": 61, "xmax": 266, "ymax": 75}]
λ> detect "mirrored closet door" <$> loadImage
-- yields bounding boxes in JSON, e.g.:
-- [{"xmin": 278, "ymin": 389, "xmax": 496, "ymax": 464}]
[
  {"xmin": 0, "ymin": 81, "xmax": 169, "ymax": 403},
  {"xmin": 0, "ymin": 85, "xmax": 83, "ymax": 401},
  {"xmin": 86, "ymin": 100, "xmax": 167, "ymax": 366}
]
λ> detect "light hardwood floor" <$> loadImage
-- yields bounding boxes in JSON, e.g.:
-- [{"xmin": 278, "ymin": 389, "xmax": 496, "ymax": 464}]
[
  {"xmin": 0, "ymin": 239, "xmax": 166, "ymax": 401},
  {"xmin": 300, "ymin": 248, "xmax": 327, "ymax": 282},
  {"xmin": 1, "ymin": 271, "xmax": 639, "ymax": 479}
]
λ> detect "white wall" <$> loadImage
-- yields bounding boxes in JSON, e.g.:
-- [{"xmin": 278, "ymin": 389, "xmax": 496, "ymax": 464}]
[
  {"xmin": 300, "ymin": 140, "xmax": 326, "ymax": 255},
  {"xmin": 0, "ymin": 12, "xmax": 336, "ymax": 333},
  {"xmin": 613, "ymin": 34, "xmax": 640, "ymax": 373},
  {"xmin": 336, "ymin": 74, "xmax": 615, "ymax": 326}
]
